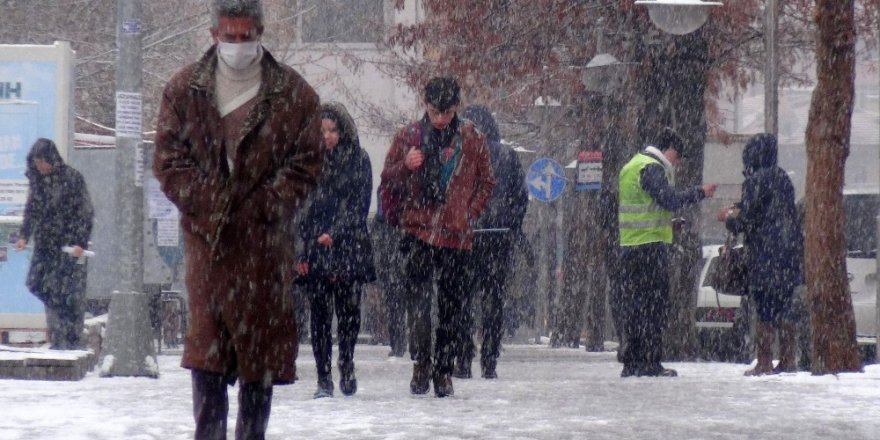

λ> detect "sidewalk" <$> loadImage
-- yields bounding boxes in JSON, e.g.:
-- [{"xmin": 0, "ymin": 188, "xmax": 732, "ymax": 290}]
[{"xmin": 1, "ymin": 343, "xmax": 878, "ymax": 439}]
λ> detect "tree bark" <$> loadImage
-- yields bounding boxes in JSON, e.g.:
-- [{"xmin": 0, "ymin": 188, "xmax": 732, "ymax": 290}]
[{"xmin": 805, "ymin": 0, "xmax": 862, "ymax": 375}]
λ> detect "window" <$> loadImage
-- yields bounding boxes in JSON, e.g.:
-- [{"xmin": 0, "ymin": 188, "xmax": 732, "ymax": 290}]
[{"xmin": 298, "ymin": 0, "xmax": 385, "ymax": 44}]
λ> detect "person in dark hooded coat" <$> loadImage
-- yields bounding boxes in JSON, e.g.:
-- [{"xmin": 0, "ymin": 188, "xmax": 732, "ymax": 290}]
[
  {"xmin": 718, "ymin": 133, "xmax": 803, "ymax": 376},
  {"xmin": 453, "ymin": 104, "xmax": 528, "ymax": 380},
  {"xmin": 296, "ymin": 101, "xmax": 376, "ymax": 398},
  {"xmin": 15, "ymin": 138, "xmax": 94, "ymax": 350}
]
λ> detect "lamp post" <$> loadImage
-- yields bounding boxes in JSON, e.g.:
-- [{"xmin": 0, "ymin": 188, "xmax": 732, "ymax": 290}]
[
  {"xmin": 765, "ymin": 0, "xmax": 778, "ymax": 136},
  {"xmin": 634, "ymin": 0, "xmax": 721, "ymax": 359}
]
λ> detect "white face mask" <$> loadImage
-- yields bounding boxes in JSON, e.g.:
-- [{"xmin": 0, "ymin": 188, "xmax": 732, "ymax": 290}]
[{"xmin": 217, "ymin": 40, "xmax": 261, "ymax": 70}]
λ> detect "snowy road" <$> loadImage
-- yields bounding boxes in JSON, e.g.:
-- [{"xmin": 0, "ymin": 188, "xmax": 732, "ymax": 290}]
[{"xmin": 1, "ymin": 343, "xmax": 878, "ymax": 439}]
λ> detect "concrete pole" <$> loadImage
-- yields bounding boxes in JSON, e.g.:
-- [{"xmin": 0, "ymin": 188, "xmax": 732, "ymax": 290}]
[
  {"xmin": 876, "ymin": 8, "xmax": 879, "ymax": 361},
  {"xmin": 100, "ymin": 0, "xmax": 157, "ymax": 378},
  {"xmin": 764, "ymin": 0, "xmax": 779, "ymax": 136}
]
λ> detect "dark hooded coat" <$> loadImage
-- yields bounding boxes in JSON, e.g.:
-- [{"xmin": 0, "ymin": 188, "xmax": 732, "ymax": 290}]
[
  {"xmin": 459, "ymin": 105, "xmax": 528, "ymax": 232},
  {"xmin": 153, "ymin": 46, "xmax": 323, "ymax": 384},
  {"xmin": 20, "ymin": 138, "xmax": 94, "ymax": 308},
  {"xmin": 725, "ymin": 133, "xmax": 803, "ymax": 300},
  {"xmin": 297, "ymin": 102, "xmax": 376, "ymax": 283}
]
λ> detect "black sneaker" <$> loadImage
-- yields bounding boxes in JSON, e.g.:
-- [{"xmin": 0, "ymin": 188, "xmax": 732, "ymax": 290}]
[
  {"xmin": 481, "ymin": 359, "xmax": 498, "ymax": 379},
  {"xmin": 452, "ymin": 361, "xmax": 472, "ymax": 379},
  {"xmin": 313, "ymin": 376, "xmax": 334, "ymax": 399},
  {"xmin": 339, "ymin": 363, "xmax": 357, "ymax": 396},
  {"xmin": 410, "ymin": 361, "xmax": 431, "ymax": 395},
  {"xmin": 433, "ymin": 373, "xmax": 454, "ymax": 398}
]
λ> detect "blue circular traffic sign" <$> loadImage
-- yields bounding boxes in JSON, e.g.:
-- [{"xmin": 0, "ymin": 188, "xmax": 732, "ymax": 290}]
[{"xmin": 527, "ymin": 158, "xmax": 566, "ymax": 202}]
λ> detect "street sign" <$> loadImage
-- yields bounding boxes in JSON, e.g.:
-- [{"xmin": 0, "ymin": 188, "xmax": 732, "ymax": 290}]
[
  {"xmin": 576, "ymin": 150, "xmax": 603, "ymax": 191},
  {"xmin": 527, "ymin": 157, "xmax": 566, "ymax": 202}
]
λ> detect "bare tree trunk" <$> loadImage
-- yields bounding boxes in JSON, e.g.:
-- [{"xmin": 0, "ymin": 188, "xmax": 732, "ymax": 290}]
[{"xmin": 805, "ymin": 0, "xmax": 862, "ymax": 375}]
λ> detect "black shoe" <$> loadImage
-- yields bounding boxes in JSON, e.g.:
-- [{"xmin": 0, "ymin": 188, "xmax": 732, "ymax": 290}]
[
  {"xmin": 410, "ymin": 361, "xmax": 431, "ymax": 395},
  {"xmin": 452, "ymin": 360, "xmax": 472, "ymax": 379},
  {"xmin": 639, "ymin": 366, "xmax": 678, "ymax": 377},
  {"xmin": 313, "ymin": 376, "xmax": 334, "ymax": 399},
  {"xmin": 433, "ymin": 372, "xmax": 454, "ymax": 398},
  {"xmin": 620, "ymin": 366, "xmax": 639, "ymax": 378},
  {"xmin": 339, "ymin": 363, "xmax": 357, "ymax": 396},
  {"xmin": 481, "ymin": 359, "xmax": 497, "ymax": 379}
]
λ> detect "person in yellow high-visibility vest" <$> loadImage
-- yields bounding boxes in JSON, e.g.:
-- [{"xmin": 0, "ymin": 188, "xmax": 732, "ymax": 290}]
[{"xmin": 617, "ymin": 127, "xmax": 717, "ymax": 377}]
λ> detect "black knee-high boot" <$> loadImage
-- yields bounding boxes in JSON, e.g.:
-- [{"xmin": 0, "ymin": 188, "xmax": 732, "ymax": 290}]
[
  {"xmin": 235, "ymin": 380, "xmax": 273, "ymax": 440},
  {"xmin": 192, "ymin": 370, "xmax": 229, "ymax": 440}
]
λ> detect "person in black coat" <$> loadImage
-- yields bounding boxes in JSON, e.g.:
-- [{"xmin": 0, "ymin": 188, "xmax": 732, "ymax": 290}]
[
  {"xmin": 718, "ymin": 133, "xmax": 803, "ymax": 376},
  {"xmin": 371, "ymin": 196, "xmax": 409, "ymax": 357},
  {"xmin": 296, "ymin": 102, "xmax": 376, "ymax": 398},
  {"xmin": 453, "ymin": 104, "xmax": 528, "ymax": 379},
  {"xmin": 15, "ymin": 138, "xmax": 94, "ymax": 350}
]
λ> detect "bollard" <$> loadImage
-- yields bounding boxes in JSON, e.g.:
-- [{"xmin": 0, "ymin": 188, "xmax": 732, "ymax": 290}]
[{"xmin": 99, "ymin": 290, "xmax": 159, "ymax": 378}]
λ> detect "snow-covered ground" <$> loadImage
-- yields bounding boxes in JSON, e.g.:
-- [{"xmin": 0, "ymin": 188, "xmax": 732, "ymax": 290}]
[{"xmin": 1, "ymin": 343, "xmax": 878, "ymax": 440}]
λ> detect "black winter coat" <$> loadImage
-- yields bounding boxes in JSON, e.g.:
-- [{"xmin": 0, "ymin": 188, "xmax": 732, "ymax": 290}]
[
  {"xmin": 726, "ymin": 134, "xmax": 803, "ymax": 294},
  {"xmin": 20, "ymin": 139, "xmax": 94, "ymax": 306},
  {"xmin": 298, "ymin": 102, "xmax": 376, "ymax": 283},
  {"xmin": 460, "ymin": 105, "xmax": 528, "ymax": 232}
]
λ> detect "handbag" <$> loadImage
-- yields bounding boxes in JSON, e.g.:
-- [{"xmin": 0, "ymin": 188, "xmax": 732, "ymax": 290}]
[{"xmin": 711, "ymin": 232, "xmax": 748, "ymax": 296}]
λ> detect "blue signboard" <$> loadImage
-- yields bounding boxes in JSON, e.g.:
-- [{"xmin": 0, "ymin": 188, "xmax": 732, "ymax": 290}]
[
  {"xmin": 0, "ymin": 60, "xmax": 59, "ymax": 216},
  {"xmin": 0, "ymin": 246, "xmax": 42, "ymax": 314},
  {"xmin": 527, "ymin": 158, "xmax": 566, "ymax": 202}
]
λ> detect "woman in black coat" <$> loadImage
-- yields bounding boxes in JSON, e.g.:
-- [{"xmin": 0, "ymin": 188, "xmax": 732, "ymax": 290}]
[
  {"xmin": 718, "ymin": 133, "xmax": 803, "ymax": 376},
  {"xmin": 296, "ymin": 102, "xmax": 375, "ymax": 398},
  {"xmin": 15, "ymin": 138, "xmax": 94, "ymax": 350}
]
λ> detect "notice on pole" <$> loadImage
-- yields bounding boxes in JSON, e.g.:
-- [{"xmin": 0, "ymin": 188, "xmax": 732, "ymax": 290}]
[
  {"xmin": 135, "ymin": 142, "xmax": 144, "ymax": 188},
  {"xmin": 156, "ymin": 217, "xmax": 179, "ymax": 247},
  {"xmin": 147, "ymin": 177, "xmax": 179, "ymax": 220},
  {"xmin": 115, "ymin": 92, "xmax": 142, "ymax": 138}
]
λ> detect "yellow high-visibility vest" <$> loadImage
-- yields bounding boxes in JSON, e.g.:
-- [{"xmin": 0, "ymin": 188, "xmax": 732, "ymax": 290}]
[{"xmin": 618, "ymin": 153, "xmax": 673, "ymax": 246}]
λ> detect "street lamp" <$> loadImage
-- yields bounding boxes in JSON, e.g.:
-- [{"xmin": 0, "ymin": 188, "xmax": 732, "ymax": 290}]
[
  {"xmin": 581, "ymin": 53, "xmax": 637, "ymax": 94},
  {"xmin": 634, "ymin": 0, "xmax": 723, "ymax": 35}
]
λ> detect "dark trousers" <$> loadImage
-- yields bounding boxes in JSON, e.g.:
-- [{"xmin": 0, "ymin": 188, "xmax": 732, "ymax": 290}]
[
  {"xmin": 385, "ymin": 276, "xmax": 408, "ymax": 354},
  {"xmin": 45, "ymin": 298, "xmax": 85, "ymax": 350},
  {"xmin": 457, "ymin": 233, "xmax": 512, "ymax": 364},
  {"xmin": 619, "ymin": 243, "xmax": 671, "ymax": 374},
  {"xmin": 307, "ymin": 279, "xmax": 362, "ymax": 379},
  {"xmin": 403, "ymin": 237, "xmax": 471, "ymax": 375},
  {"xmin": 191, "ymin": 370, "xmax": 273, "ymax": 440}
]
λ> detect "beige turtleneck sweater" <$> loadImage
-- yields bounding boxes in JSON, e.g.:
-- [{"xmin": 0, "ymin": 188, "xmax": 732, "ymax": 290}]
[{"xmin": 215, "ymin": 48, "xmax": 263, "ymax": 173}]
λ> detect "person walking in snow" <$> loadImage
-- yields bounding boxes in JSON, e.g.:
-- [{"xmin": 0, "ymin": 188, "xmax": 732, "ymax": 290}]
[
  {"xmin": 717, "ymin": 133, "xmax": 803, "ymax": 376},
  {"xmin": 153, "ymin": 0, "xmax": 323, "ymax": 437},
  {"xmin": 296, "ymin": 102, "xmax": 376, "ymax": 398},
  {"xmin": 379, "ymin": 77, "xmax": 495, "ymax": 397},
  {"xmin": 617, "ymin": 127, "xmax": 716, "ymax": 378},
  {"xmin": 16, "ymin": 138, "xmax": 94, "ymax": 350},
  {"xmin": 453, "ymin": 104, "xmax": 528, "ymax": 380},
  {"xmin": 371, "ymin": 192, "xmax": 409, "ymax": 358}
]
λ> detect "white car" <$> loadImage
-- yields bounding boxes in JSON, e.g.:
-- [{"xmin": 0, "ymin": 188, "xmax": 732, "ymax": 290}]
[{"xmin": 695, "ymin": 186, "xmax": 879, "ymax": 362}]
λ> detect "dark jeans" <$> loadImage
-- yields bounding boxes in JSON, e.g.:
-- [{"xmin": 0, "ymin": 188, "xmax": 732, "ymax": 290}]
[
  {"xmin": 456, "ymin": 233, "xmax": 513, "ymax": 364},
  {"xmin": 619, "ymin": 243, "xmax": 671, "ymax": 374},
  {"xmin": 306, "ymin": 279, "xmax": 362, "ymax": 379},
  {"xmin": 402, "ymin": 236, "xmax": 471, "ymax": 375},
  {"xmin": 191, "ymin": 370, "xmax": 273, "ymax": 440}
]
